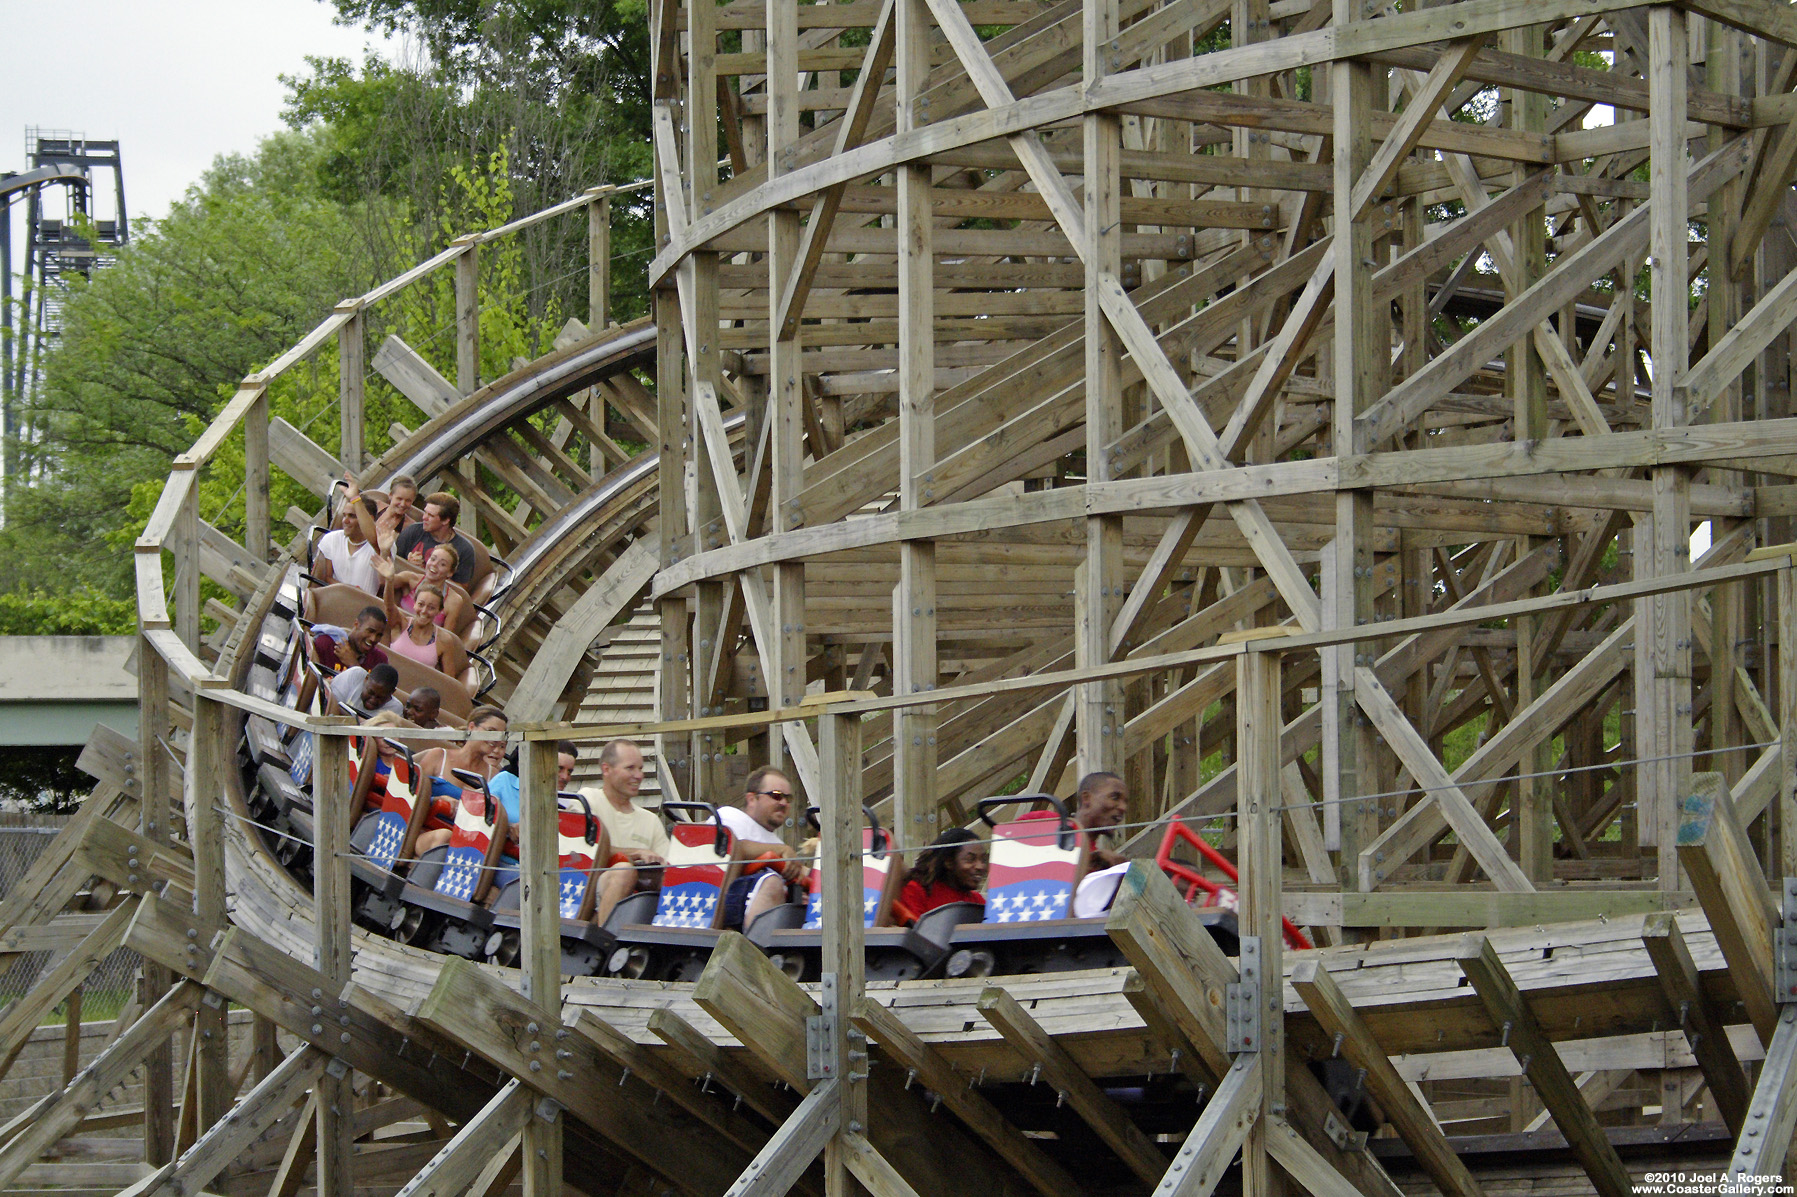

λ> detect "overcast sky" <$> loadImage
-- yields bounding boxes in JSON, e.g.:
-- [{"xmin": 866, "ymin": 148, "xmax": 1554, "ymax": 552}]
[{"xmin": 1, "ymin": 0, "xmax": 398, "ymax": 228}]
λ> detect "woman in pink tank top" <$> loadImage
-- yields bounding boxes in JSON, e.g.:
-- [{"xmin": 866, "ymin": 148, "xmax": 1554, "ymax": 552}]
[
  {"xmin": 375, "ymin": 541, "xmax": 469, "ymax": 633},
  {"xmin": 385, "ymin": 583, "xmax": 467, "ymax": 678}
]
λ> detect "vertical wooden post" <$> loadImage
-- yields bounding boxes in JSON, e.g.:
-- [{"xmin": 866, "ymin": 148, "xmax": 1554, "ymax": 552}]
[
  {"xmin": 1508, "ymin": 21, "xmax": 1553, "ymax": 881},
  {"xmin": 175, "ymin": 466, "xmax": 200, "ymax": 654},
  {"xmin": 311, "ymin": 729, "xmax": 353, "ymax": 1197},
  {"xmin": 1781, "ymin": 563, "xmax": 1797, "ymax": 877},
  {"xmin": 1079, "ymin": 0, "xmax": 1125, "ymax": 779},
  {"xmin": 456, "ymin": 244, "xmax": 481, "ymax": 397},
  {"xmin": 819, "ymin": 710, "xmax": 866, "ymax": 1194},
  {"xmin": 244, "ymin": 387, "xmax": 269, "ymax": 563},
  {"xmin": 518, "ymin": 736, "xmax": 564, "ymax": 1197},
  {"xmin": 1327, "ymin": 0, "xmax": 1379, "ymax": 889},
  {"xmin": 589, "ymin": 193, "xmax": 614, "ymax": 476},
  {"xmin": 768, "ymin": 0, "xmax": 808, "ymax": 791},
  {"xmin": 688, "ymin": 0, "xmax": 729, "ymax": 803},
  {"xmin": 137, "ymin": 636, "xmax": 175, "ymax": 1166},
  {"xmin": 60, "ymin": 989, "xmax": 80, "ymax": 1086},
  {"xmin": 252, "ymin": 1015, "xmax": 279, "ymax": 1083},
  {"xmin": 1709, "ymin": 20, "xmax": 1747, "ymax": 789},
  {"xmin": 589, "ymin": 192, "xmax": 612, "ymax": 330},
  {"xmin": 452, "ymin": 244, "xmax": 483, "ymax": 542},
  {"xmin": 339, "ymin": 308, "xmax": 365, "ymax": 474},
  {"xmin": 1646, "ymin": 3, "xmax": 1694, "ymax": 890},
  {"xmin": 893, "ymin": 0, "xmax": 937, "ymax": 844},
  {"xmin": 186, "ymin": 693, "xmax": 230, "ymax": 1129},
  {"xmin": 1237, "ymin": 645, "xmax": 1285, "ymax": 1197},
  {"xmin": 653, "ymin": 0, "xmax": 693, "ymax": 801}
]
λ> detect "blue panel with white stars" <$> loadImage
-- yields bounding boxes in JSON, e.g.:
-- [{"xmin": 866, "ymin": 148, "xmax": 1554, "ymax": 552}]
[
  {"xmin": 366, "ymin": 812, "xmax": 407, "ymax": 870},
  {"xmin": 288, "ymin": 733, "xmax": 313, "ymax": 786},
  {"xmin": 559, "ymin": 869, "xmax": 590, "ymax": 919},
  {"xmin": 652, "ymin": 882, "xmax": 720, "ymax": 928},
  {"xmin": 985, "ymin": 882, "xmax": 1070, "ymax": 922},
  {"xmin": 435, "ymin": 847, "xmax": 483, "ymax": 902},
  {"xmin": 801, "ymin": 887, "xmax": 883, "ymax": 930}
]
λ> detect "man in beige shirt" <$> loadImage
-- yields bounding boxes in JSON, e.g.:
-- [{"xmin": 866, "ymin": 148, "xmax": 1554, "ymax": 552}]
[{"xmin": 586, "ymin": 739, "xmax": 670, "ymax": 926}]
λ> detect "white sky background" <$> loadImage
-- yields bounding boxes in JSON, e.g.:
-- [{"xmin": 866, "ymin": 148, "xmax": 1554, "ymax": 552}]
[{"xmin": 1, "ymin": 0, "xmax": 398, "ymax": 232}]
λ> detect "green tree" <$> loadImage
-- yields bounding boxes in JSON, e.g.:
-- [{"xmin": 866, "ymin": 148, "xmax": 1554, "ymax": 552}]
[
  {"xmin": 285, "ymin": 0, "xmax": 656, "ymax": 328},
  {"xmin": 0, "ymin": 130, "xmax": 390, "ymax": 599}
]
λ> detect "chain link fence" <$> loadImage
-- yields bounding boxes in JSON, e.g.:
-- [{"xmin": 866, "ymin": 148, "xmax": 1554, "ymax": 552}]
[{"xmin": 0, "ymin": 815, "xmax": 141, "ymax": 1019}]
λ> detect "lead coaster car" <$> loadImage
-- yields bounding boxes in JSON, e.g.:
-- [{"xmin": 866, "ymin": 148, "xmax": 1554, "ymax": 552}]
[
  {"xmin": 748, "ymin": 805, "xmax": 951, "ymax": 982},
  {"xmin": 932, "ymin": 795, "xmax": 1239, "ymax": 979}
]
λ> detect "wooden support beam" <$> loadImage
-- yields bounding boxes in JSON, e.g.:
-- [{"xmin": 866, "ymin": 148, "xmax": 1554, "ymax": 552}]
[
  {"xmin": 0, "ymin": 980, "xmax": 203, "ymax": 1192},
  {"xmin": 1105, "ymin": 865, "xmax": 1403, "ymax": 1197},
  {"xmin": 1151, "ymin": 1058, "xmax": 1260, "ymax": 1197},
  {"xmin": 469, "ymin": 1134, "xmax": 523, "ymax": 1197},
  {"xmin": 838, "ymin": 1133, "xmax": 924, "ymax": 1197},
  {"xmin": 1263, "ymin": 1116, "xmax": 1367, "ymax": 1197},
  {"xmin": 1640, "ymin": 912, "xmax": 1751, "ymax": 1135},
  {"xmin": 695, "ymin": 934, "xmax": 1035, "ymax": 1197},
  {"xmin": 1105, "ymin": 862, "xmax": 1237, "ymax": 1079},
  {"xmin": 265, "ymin": 1094, "xmax": 318, "ymax": 1197},
  {"xmin": 977, "ymin": 986, "xmax": 1168, "ymax": 1184},
  {"xmin": 647, "ymin": 1007, "xmax": 797, "ymax": 1124},
  {"xmin": 1455, "ymin": 935, "xmax": 1633, "ymax": 1197},
  {"xmin": 1353, "ymin": 665, "xmax": 1535, "ymax": 892},
  {"xmin": 413, "ymin": 957, "xmax": 745, "ymax": 1197},
  {"xmin": 573, "ymin": 1012, "xmax": 772, "ymax": 1155},
  {"xmin": 1726, "ymin": 1003, "xmax": 1797, "ymax": 1179},
  {"xmin": 0, "ymin": 898, "xmax": 136, "ymax": 1081},
  {"xmin": 722, "ymin": 1080, "xmax": 839, "ymax": 1197},
  {"xmin": 849, "ymin": 998, "xmax": 1083, "ymax": 1197},
  {"xmin": 1675, "ymin": 771, "xmax": 1781, "ymax": 1046},
  {"xmin": 1290, "ymin": 960, "xmax": 1486, "ymax": 1197},
  {"xmin": 117, "ymin": 1045, "xmax": 329, "ymax": 1197}
]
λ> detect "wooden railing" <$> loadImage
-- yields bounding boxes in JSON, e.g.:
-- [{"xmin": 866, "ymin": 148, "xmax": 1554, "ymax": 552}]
[{"xmin": 127, "ymin": 178, "xmax": 648, "ymax": 1163}]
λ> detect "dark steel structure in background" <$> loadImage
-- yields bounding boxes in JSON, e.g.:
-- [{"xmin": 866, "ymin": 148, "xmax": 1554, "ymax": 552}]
[{"xmin": 0, "ymin": 131, "xmax": 127, "ymax": 515}]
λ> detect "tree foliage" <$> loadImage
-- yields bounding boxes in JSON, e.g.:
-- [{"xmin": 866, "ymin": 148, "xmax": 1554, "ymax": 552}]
[
  {"xmin": 3, "ymin": 133, "xmax": 387, "ymax": 598},
  {"xmin": 0, "ymin": 748, "xmax": 90, "ymax": 813},
  {"xmin": 5, "ymin": 2, "xmax": 657, "ymax": 624},
  {"xmin": 0, "ymin": 591, "xmax": 134, "ymax": 636}
]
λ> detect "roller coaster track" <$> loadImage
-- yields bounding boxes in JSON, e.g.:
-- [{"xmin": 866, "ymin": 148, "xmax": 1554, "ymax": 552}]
[{"xmin": 31, "ymin": 0, "xmax": 1797, "ymax": 1185}]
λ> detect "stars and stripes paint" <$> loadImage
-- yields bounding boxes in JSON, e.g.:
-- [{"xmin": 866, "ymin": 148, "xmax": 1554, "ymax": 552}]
[
  {"xmin": 559, "ymin": 870, "xmax": 590, "ymax": 919},
  {"xmin": 431, "ymin": 793, "xmax": 496, "ymax": 903},
  {"xmin": 802, "ymin": 830, "xmax": 891, "ymax": 929},
  {"xmin": 650, "ymin": 821, "xmax": 734, "ymax": 929},
  {"xmin": 366, "ymin": 812, "xmax": 407, "ymax": 870},
  {"xmin": 652, "ymin": 883, "xmax": 721, "ymax": 928},
  {"xmin": 436, "ymin": 847, "xmax": 483, "ymax": 901},
  {"xmin": 982, "ymin": 818, "xmax": 1079, "ymax": 925}
]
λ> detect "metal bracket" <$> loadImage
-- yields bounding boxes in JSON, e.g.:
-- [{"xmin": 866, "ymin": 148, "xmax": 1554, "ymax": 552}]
[
  {"xmin": 1777, "ymin": 879, "xmax": 1797, "ymax": 1004},
  {"xmin": 806, "ymin": 973, "xmax": 839, "ymax": 1081},
  {"xmin": 325, "ymin": 1057, "xmax": 351, "ymax": 1079},
  {"xmin": 535, "ymin": 1097, "xmax": 563, "ymax": 1123},
  {"xmin": 200, "ymin": 990, "xmax": 224, "ymax": 1010},
  {"xmin": 1322, "ymin": 1110, "xmax": 1368, "ymax": 1152},
  {"xmin": 1225, "ymin": 936, "xmax": 1262, "ymax": 1053}
]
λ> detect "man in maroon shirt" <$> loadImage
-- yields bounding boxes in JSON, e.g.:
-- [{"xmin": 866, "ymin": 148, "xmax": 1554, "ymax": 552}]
[
  {"xmin": 314, "ymin": 607, "xmax": 390, "ymax": 672},
  {"xmin": 298, "ymin": 607, "xmax": 389, "ymax": 714}
]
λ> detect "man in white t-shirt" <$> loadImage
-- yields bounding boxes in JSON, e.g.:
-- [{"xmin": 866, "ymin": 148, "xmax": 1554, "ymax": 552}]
[
  {"xmin": 313, "ymin": 496, "xmax": 381, "ymax": 593},
  {"xmin": 719, "ymin": 766, "xmax": 805, "ymax": 931},
  {"xmin": 586, "ymin": 739, "xmax": 673, "ymax": 927},
  {"xmin": 1069, "ymin": 772, "xmax": 1132, "ymax": 917},
  {"xmin": 326, "ymin": 664, "xmax": 404, "ymax": 718}
]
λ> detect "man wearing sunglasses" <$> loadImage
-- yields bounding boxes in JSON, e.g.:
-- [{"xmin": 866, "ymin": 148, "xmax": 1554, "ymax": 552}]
[{"xmin": 718, "ymin": 766, "xmax": 805, "ymax": 931}]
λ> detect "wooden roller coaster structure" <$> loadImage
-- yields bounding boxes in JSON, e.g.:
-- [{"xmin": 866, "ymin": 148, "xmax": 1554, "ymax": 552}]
[{"xmin": 10, "ymin": 0, "xmax": 1797, "ymax": 1192}]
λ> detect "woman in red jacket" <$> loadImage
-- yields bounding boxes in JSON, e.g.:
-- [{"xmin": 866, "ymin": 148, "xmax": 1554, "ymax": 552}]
[{"xmin": 898, "ymin": 827, "xmax": 989, "ymax": 919}]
